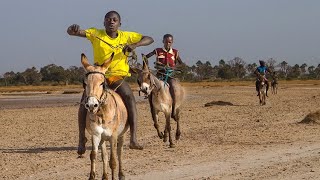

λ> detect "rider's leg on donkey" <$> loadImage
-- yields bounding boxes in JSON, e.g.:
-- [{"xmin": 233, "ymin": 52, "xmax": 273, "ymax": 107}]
[
  {"xmin": 168, "ymin": 78, "xmax": 176, "ymax": 118},
  {"xmin": 78, "ymin": 91, "xmax": 87, "ymax": 156},
  {"xmin": 109, "ymin": 79, "xmax": 143, "ymax": 150},
  {"xmin": 256, "ymin": 80, "xmax": 259, "ymax": 96},
  {"xmin": 266, "ymin": 80, "xmax": 269, "ymax": 97}
]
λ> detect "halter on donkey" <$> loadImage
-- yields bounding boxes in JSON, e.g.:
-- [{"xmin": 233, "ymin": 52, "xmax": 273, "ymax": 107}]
[
  {"xmin": 136, "ymin": 55, "xmax": 185, "ymax": 148},
  {"xmin": 81, "ymin": 53, "xmax": 128, "ymax": 180}
]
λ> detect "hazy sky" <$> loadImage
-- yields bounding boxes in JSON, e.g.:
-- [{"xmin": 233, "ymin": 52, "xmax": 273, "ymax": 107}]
[{"xmin": 1, "ymin": 0, "xmax": 319, "ymax": 74}]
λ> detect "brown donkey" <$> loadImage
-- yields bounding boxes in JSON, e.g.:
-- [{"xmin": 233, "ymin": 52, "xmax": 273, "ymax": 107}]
[
  {"xmin": 81, "ymin": 53, "xmax": 128, "ymax": 180},
  {"xmin": 271, "ymin": 79, "xmax": 278, "ymax": 94},
  {"xmin": 137, "ymin": 60, "xmax": 185, "ymax": 148}
]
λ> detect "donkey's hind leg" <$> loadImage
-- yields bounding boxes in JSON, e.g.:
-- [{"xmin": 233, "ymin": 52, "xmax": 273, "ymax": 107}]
[{"xmin": 165, "ymin": 113, "xmax": 175, "ymax": 148}]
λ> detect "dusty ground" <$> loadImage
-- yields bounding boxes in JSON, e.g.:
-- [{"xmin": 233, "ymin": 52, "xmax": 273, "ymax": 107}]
[{"xmin": 1, "ymin": 82, "xmax": 320, "ymax": 180}]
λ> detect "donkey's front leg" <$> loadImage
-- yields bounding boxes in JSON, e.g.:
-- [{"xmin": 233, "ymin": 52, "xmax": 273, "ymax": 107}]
[
  {"xmin": 100, "ymin": 141, "xmax": 108, "ymax": 180},
  {"xmin": 89, "ymin": 135, "xmax": 101, "ymax": 180},
  {"xmin": 109, "ymin": 136, "xmax": 118, "ymax": 180},
  {"xmin": 153, "ymin": 111, "xmax": 163, "ymax": 139},
  {"xmin": 259, "ymin": 93, "xmax": 262, "ymax": 105},
  {"xmin": 117, "ymin": 136, "xmax": 125, "ymax": 180}
]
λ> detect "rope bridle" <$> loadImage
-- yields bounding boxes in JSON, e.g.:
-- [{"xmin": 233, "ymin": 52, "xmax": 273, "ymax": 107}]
[{"xmin": 83, "ymin": 71, "xmax": 110, "ymax": 106}]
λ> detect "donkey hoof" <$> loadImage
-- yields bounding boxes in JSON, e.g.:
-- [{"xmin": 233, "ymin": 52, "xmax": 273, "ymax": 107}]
[
  {"xmin": 119, "ymin": 175, "xmax": 125, "ymax": 180},
  {"xmin": 88, "ymin": 172, "xmax": 95, "ymax": 180},
  {"xmin": 163, "ymin": 137, "xmax": 168, "ymax": 143},
  {"xmin": 176, "ymin": 135, "xmax": 180, "ymax": 141},
  {"xmin": 158, "ymin": 132, "xmax": 164, "ymax": 139},
  {"xmin": 170, "ymin": 144, "xmax": 176, "ymax": 148}
]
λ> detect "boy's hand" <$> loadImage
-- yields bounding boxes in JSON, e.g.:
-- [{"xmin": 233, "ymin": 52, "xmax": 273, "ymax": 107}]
[
  {"xmin": 67, "ymin": 24, "xmax": 80, "ymax": 35},
  {"xmin": 122, "ymin": 44, "xmax": 137, "ymax": 54}
]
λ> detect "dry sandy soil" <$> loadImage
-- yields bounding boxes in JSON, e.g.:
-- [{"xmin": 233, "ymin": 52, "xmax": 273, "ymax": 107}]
[{"xmin": 1, "ymin": 82, "xmax": 320, "ymax": 180}]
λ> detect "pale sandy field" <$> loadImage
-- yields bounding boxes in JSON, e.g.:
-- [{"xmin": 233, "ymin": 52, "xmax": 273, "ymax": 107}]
[{"xmin": 1, "ymin": 82, "xmax": 320, "ymax": 180}]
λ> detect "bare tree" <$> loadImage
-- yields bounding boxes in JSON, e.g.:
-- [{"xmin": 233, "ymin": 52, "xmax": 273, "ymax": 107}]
[
  {"xmin": 266, "ymin": 58, "xmax": 277, "ymax": 72},
  {"xmin": 228, "ymin": 57, "xmax": 246, "ymax": 78}
]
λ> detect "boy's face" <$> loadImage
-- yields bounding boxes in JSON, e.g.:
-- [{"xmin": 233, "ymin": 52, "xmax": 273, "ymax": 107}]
[
  {"xmin": 104, "ymin": 13, "xmax": 121, "ymax": 33},
  {"xmin": 163, "ymin": 37, "xmax": 173, "ymax": 49}
]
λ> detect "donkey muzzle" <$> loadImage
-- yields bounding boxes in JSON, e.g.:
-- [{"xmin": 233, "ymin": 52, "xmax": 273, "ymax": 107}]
[{"xmin": 85, "ymin": 96, "xmax": 100, "ymax": 113}]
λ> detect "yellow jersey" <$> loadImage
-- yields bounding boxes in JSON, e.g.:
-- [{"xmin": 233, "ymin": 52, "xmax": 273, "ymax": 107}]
[{"xmin": 85, "ymin": 28, "xmax": 142, "ymax": 78}]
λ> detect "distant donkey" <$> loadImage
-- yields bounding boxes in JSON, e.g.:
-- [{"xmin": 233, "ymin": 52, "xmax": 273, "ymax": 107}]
[
  {"xmin": 81, "ymin": 53, "xmax": 128, "ymax": 180},
  {"xmin": 271, "ymin": 72, "xmax": 278, "ymax": 94},
  {"xmin": 257, "ymin": 75, "xmax": 267, "ymax": 105},
  {"xmin": 136, "ymin": 58, "xmax": 185, "ymax": 148}
]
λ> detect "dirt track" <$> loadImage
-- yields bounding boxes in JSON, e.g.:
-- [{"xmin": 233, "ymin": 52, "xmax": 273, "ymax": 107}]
[{"xmin": 1, "ymin": 83, "xmax": 320, "ymax": 180}]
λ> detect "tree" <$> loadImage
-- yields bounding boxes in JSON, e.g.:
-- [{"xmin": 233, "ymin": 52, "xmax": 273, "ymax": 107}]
[
  {"xmin": 3, "ymin": 71, "xmax": 16, "ymax": 86},
  {"xmin": 288, "ymin": 64, "xmax": 301, "ymax": 78},
  {"xmin": 194, "ymin": 60, "xmax": 214, "ymax": 80},
  {"xmin": 308, "ymin": 66, "xmax": 315, "ymax": 79},
  {"xmin": 40, "ymin": 64, "xmax": 67, "ymax": 83},
  {"xmin": 219, "ymin": 59, "xmax": 226, "ymax": 67},
  {"xmin": 228, "ymin": 57, "xmax": 246, "ymax": 78},
  {"xmin": 266, "ymin": 58, "xmax": 277, "ymax": 72},
  {"xmin": 315, "ymin": 64, "xmax": 320, "ymax": 79},
  {"xmin": 217, "ymin": 64, "xmax": 234, "ymax": 79},
  {"xmin": 279, "ymin": 61, "xmax": 290, "ymax": 78},
  {"xmin": 65, "ymin": 66, "xmax": 86, "ymax": 84},
  {"xmin": 21, "ymin": 67, "xmax": 42, "ymax": 85},
  {"xmin": 174, "ymin": 63, "xmax": 194, "ymax": 81},
  {"xmin": 300, "ymin": 63, "xmax": 307, "ymax": 76},
  {"xmin": 246, "ymin": 63, "xmax": 257, "ymax": 77}
]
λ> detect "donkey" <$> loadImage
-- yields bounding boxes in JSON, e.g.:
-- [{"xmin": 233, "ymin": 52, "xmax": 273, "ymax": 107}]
[
  {"xmin": 271, "ymin": 79, "xmax": 278, "ymax": 94},
  {"xmin": 137, "ymin": 60, "xmax": 185, "ymax": 148},
  {"xmin": 81, "ymin": 53, "xmax": 128, "ymax": 180},
  {"xmin": 257, "ymin": 75, "xmax": 267, "ymax": 105}
]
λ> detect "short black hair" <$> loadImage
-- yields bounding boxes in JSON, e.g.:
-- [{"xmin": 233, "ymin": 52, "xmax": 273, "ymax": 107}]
[
  {"xmin": 105, "ymin": 11, "xmax": 121, "ymax": 21},
  {"xmin": 163, "ymin": 34, "xmax": 173, "ymax": 40}
]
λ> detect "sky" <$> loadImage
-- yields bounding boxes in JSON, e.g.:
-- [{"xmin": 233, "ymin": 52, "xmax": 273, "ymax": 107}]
[{"xmin": 0, "ymin": 0, "xmax": 319, "ymax": 75}]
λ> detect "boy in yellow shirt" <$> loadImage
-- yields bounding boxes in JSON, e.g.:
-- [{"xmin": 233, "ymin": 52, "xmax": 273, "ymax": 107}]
[{"xmin": 67, "ymin": 11, "xmax": 154, "ymax": 155}]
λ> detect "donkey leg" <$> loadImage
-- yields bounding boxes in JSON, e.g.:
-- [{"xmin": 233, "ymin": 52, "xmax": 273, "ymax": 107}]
[
  {"xmin": 89, "ymin": 135, "xmax": 101, "ymax": 180},
  {"xmin": 109, "ymin": 136, "xmax": 117, "ymax": 180},
  {"xmin": 117, "ymin": 136, "xmax": 125, "ymax": 180},
  {"xmin": 259, "ymin": 93, "xmax": 262, "ymax": 105},
  {"xmin": 149, "ymin": 96, "xmax": 163, "ymax": 139},
  {"xmin": 174, "ymin": 108, "xmax": 181, "ymax": 141},
  {"xmin": 100, "ymin": 141, "xmax": 108, "ymax": 180},
  {"xmin": 165, "ymin": 114, "xmax": 175, "ymax": 148},
  {"xmin": 163, "ymin": 112, "xmax": 171, "ymax": 142}
]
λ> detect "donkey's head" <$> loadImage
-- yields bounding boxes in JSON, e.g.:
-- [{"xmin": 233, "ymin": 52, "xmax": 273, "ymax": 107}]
[
  {"xmin": 258, "ymin": 74, "xmax": 266, "ymax": 86},
  {"xmin": 136, "ymin": 55, "xmax": 156, "ymax": 95},
  {"xmin": 81, "ymin": 53, "xmax": 113, "ymax": 113}
]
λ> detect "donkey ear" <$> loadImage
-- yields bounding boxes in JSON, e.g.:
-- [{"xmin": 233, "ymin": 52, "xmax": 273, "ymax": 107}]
[
  {"xmin": 101, "ymin": 52, "xmax": 114, "ymax": 71},
  {"xmin": 81, "ymin": 53, "xmax": 92, "ymax": 71},
  {"xmin": 142, "ymin": 54, "xmax": 149, "ymax": 70}
]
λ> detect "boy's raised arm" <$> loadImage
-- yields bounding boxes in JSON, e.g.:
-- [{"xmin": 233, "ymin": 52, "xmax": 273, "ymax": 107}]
[{"xmin": 67, "ymin": 24, "xmax": 86, "ymax": 38}]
